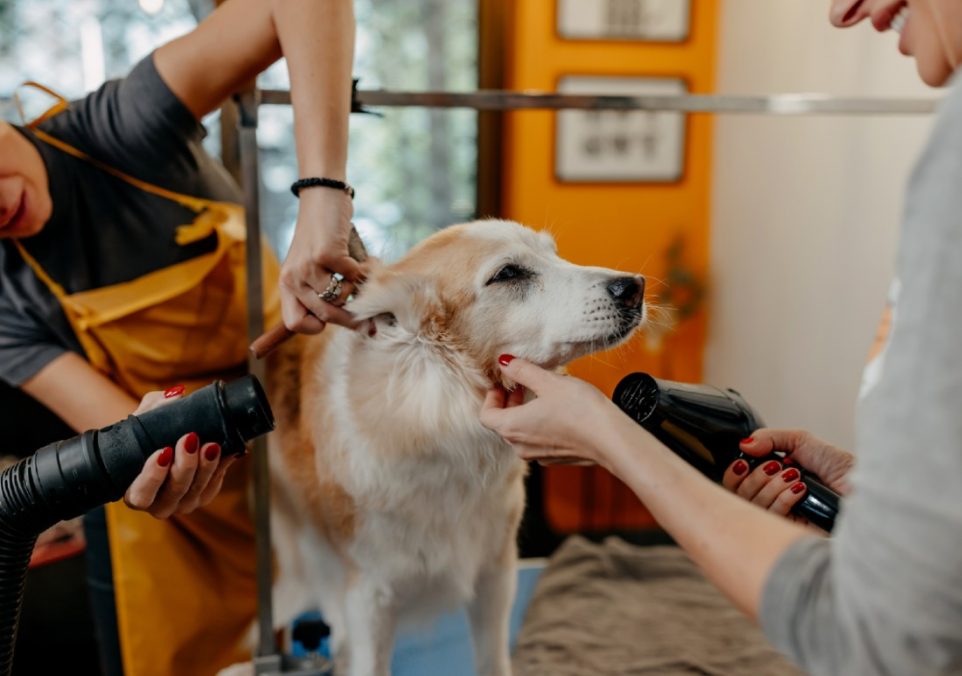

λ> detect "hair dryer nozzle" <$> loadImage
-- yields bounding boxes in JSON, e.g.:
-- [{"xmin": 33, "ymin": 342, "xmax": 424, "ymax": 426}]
[
  {"xmin": 223, "ymin": 374, "xmax": 274, "ymax": 442},
  {"xmin": 612, "ymin": 372, "xmax": 839, "ymax": 532},
  {"xmin": 611, "ymin": 373, "xmax": 661, "ymax": 427},
  {"xmin": 0, "ymin": 375, "xmax": 275, "ymax": 676},
  {"xmin": 3, "ymin": 375, "xmax": 275, "ymax": 535},
  {"xmin": 613, "ymin": 373, "xmax": 761, "ymax": 481}
]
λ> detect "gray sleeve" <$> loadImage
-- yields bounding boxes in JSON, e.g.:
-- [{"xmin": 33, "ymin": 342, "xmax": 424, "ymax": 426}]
[
  {"xmin": 0, "ymin": 285, "xmax": 69, "ymax": 387},
  {"xmin": 0, "ymin": 247, "xmax": 85, "ymax": 387},
  {"xmin": 0, "ymin": 340, "xmax": 67, "ymax": 387},
  {"xmin": 38, "ymin": 51, "xmax": 241, "ymax": 206},
  {"xmin": 68, "ymin": 52, "xmax": 201, "ymax": 155},
  {"xmin": 40, "ymin": 53, "xmax": 214, "ymax": 188},
  {"xmin": 758, "ymin": 73, "xmax": 962, "ymax": 676}
]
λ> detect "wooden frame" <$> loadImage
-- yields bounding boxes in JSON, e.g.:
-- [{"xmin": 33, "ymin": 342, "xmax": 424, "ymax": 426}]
[
  {"xmin": 554, "ymin": 75, "xmax": 689, "ymax": 184},
  {"xmin": 557, "ymin": 0, "xmax": 692, "ymax": 43}
]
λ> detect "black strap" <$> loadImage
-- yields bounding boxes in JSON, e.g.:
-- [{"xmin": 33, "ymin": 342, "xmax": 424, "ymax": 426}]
[{"xmin": 290, "ymin": 177, "xmax": 355, "ymax": 199}]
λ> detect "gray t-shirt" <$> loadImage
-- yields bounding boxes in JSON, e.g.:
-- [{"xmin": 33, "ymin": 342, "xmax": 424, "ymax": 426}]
[
  {"xmin": 759, "ymin": 74, "xmax": 962, "ymax": 674},
  {"xmin": 0, "ymin": 54, "xmax": 241, "ymax": 386}
]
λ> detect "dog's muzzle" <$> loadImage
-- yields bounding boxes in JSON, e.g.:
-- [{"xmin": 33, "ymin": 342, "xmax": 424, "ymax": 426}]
[{"xmin": 606, "ymin": 276, "xmax": 645, "ymax": 310}]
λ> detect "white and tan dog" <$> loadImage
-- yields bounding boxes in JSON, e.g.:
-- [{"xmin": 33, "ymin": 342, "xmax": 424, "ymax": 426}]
[{"xmin": 240, "ymin": 220, "xmax": 644, "ymax": 676}]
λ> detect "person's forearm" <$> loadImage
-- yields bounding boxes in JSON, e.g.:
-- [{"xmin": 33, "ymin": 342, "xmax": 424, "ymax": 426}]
[
  {"xmin": 21, "ymin": 353, "xmax": 138, "ymax": 431},
  {"xmin": 272, "ymin": 0, "xmax": 355, "ymax": 180},
  {"xmin": 600, "ymin": 407, "xmax": 814, "ymax": 619}
]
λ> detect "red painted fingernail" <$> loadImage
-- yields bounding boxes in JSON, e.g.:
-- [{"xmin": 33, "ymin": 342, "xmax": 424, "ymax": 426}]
[
  {"xmin": 158, "ymin": 447, "xmax": 173, "ymax": 467},
  {"xmin": 204, "ymin": 443, "xmax": 220, "ymax": 462},
  {"xmin": 732, "ymin": 460, "xmax": 749, "ymax": 476},
  {"xmin": 185, "ymin": 432, "xmax": 199, "ymax": 454},
  {"xmin": 762, "ymin": 460, "xmax": 781, "ymax": 476},
  {"xmin": 782, "ymin": 468, "xmax": 800, "ymax": 482},
  {"xmin": 740, "ymin": 436, "xmax": 754, "ymax": 444},
  {"xmin": 498, "ymin": 354, "xmax": 516, "ymax": 367},
  {"xmin": 791, "ymin": 482, "xmax": 806, "ymax": 494},
  {"xmin": 163, "ymin": 384, "xmax": 185, "ymax": 399}
]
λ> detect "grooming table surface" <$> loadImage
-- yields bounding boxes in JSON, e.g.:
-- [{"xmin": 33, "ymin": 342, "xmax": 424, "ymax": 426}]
[
  {"xmin": 391, "ymin": 560, "xmax": 544, "ymax": 675},
  {"xmin": 510, "ymin": 537, "xmax": 803, "ymax": 676},
  {"xmin": 289, "ymin": 561, "xmax": 544, "ymax": 674},
  {"xmin": 292, "ymin": 538, "xmax": 801, "ymax": 675}
]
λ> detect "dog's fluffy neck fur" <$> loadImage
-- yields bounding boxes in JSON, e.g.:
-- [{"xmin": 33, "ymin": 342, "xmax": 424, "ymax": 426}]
[
  {"xmin": 308, "ymin": 326, "xmax": 524, "ymax": 618},
  {"xmin": 323, "ymin": 326, "xmax": 518, "ymax": 496}
]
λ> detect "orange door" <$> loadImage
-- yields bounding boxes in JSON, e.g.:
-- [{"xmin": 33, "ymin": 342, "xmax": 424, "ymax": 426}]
[{"xmin": 501, "ymin": 0, "xmax": 718, "ymax": 532}]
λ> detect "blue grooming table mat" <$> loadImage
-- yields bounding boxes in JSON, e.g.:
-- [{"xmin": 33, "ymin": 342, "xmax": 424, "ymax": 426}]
[
  {"xmin": 392, "ymin": 560, "xmax": 544, "ymax": 675},
  {"xmin": 290, "ymin": 559, "xmax": 544, "ymax": 676}
]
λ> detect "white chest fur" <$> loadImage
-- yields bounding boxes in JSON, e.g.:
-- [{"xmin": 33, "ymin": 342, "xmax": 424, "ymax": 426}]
[{"xmin": 309, "ymin": 329, "xmax": 526, "ymax": 625}]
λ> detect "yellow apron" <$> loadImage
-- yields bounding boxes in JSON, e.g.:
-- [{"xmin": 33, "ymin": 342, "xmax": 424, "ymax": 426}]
[{"xmin": 14, "ymin": 88, "xmax": 281, "ymax": 676}]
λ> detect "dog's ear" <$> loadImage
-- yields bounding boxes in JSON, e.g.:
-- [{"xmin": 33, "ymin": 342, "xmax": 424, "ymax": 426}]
[{"xmin": 349, "ymin": 270, "xmax": 440, "ymax": 339}]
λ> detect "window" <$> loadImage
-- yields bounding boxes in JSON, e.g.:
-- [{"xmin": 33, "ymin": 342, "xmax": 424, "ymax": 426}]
[
  {"xmin": 0, "ymin": 0, "xmax": 204, "ymax": 111},
  {"xmin": 257, "ymin": 0, "xmax": 479, "ymax": 260},
  {"xmin": 1, "ymin": 0, "xmax": 480, "ymax": 262}
]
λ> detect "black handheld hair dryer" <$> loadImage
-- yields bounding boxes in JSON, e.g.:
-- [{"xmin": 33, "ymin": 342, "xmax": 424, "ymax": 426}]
[
  {"xmin": 0, "ymin": 375, "xmax": 274, "ymax": 676},
  {"xmin": 612, "ymin": 373, "xmax": 839, "ymax": 532}
]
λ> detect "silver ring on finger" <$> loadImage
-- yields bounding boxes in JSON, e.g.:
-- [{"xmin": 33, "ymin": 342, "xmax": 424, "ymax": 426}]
[{"xmin": 318, "ymin": 274, "xmax": 342, "ymax": 304}]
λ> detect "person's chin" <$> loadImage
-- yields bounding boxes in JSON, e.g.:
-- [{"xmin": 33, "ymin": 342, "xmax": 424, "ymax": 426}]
[
  {"xmin": 0, "ymin": 222, "xmax": 43, "ymax": 239},
  {"xmin": 18, "ymin": 196, "xmax": 52, "ymax": 238},
  {"xmin": 917, "ymin": 58, "xmax": 955, "ymax": 88},
  {"xmin": 16, "ymin": 223, "xmax": 47, "ymax": 238},
  {"xmin": 3, "ymin": 210, "xmax": 49, "ymax": 239}
]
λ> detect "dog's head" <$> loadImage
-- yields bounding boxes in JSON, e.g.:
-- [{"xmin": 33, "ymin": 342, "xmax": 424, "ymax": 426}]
[{"xmin": 347, "ymin": 220, "xmax": 644, "ymax": 386}]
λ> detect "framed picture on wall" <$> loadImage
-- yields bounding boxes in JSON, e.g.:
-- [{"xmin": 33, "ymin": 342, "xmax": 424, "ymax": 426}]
[
  {"xmin": 555, "ymin": 76, "xmax": 688, "ymax": 183},
  {"xmin": 557, "ymin": 0, "xmax": 692, "ymax": 42}
]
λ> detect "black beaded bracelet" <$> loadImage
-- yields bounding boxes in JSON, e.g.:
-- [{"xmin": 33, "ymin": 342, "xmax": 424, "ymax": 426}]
[{"xmin": 290, "ymin": 177, "xmax": 356, "ymax": 199}]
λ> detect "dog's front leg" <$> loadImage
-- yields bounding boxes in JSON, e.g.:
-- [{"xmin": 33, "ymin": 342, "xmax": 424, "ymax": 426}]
[
  {"xmin": 342, "ymin": 579, "xmax": 397, "ymax": 676},
  {"xmin": 468, "ymin": 553, "xmax": 517, "ymax": 676}
]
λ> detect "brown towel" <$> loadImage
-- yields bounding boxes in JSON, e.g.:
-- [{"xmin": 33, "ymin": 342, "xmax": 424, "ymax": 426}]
[{"xmin": 513, "ymin": 536, "xmax": 805, "ymax": 676}]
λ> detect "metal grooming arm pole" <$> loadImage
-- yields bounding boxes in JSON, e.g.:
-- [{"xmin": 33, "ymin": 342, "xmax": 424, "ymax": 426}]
[
  {"xmin": 238, "ymin": 86, "xmax": 936, "ymax": 675},
  {"xmin": 238, "ymin": 90, "xmax": 333, "ymax": 676},
  {"xmin": 262, "ymin": 88, "xmax": 939, "ymax": 115},
  {"xmin": 237, "ymin": 89, "xmax": 279, "ymax": 676}
]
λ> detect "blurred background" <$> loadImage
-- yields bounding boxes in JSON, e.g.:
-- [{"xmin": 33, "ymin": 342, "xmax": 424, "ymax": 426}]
[
  {"xmin": 1, "ymin": 0, "xmax": 479, "ymax": 261},
  {"xmin": 0, "ymin": 0, "xmax": 937, "ymax": 671}
]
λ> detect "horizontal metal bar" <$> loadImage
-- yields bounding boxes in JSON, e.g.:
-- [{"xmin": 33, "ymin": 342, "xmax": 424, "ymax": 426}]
[{"xmin": 259, "ymin": 88, "xmax": 938, "ymax": 115}]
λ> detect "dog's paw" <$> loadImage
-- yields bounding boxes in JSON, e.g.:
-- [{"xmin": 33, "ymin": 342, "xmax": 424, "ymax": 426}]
[{"xmin": 215, "ymin": 663, "xmax": 254, "ymax": 676}]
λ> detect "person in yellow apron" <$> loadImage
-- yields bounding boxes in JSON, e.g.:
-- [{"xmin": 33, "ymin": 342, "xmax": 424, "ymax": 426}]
[
  {"xmin": 0, "ymin": 0, "xmax": 365, "ymax": 673},
  {"xmin": 13, "ymin": 117, "xmax": 282, "ymax": 676}
]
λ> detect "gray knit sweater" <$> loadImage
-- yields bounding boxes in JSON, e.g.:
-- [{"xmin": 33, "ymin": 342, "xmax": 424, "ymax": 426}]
[{"xmin": 759, "ymin": 73, "xmax": 962, "ymax": 675}]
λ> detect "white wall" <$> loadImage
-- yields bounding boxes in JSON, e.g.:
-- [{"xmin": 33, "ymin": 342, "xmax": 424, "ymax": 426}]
[{"xmin": 707, "ymin": 1, "xmax": 936, "ymax": 449}]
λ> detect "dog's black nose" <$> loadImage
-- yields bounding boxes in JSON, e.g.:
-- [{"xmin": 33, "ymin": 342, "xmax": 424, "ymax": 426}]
[{"xmin": 607, "ymin": 276, "xmax": 645, "ymax": 308}]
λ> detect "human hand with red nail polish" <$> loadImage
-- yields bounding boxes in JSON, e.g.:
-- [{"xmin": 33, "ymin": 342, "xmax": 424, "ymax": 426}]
[
  {"xmin": 123, "ymin": 388, "xmax": 237, "ymax": 519},
  {"xmin": 721, "ymin": 428, "xmax": 855, "ymax": 528},
  {"xmin": 480, "ymin": 355, "xmax": 622, "ymax": 468}
]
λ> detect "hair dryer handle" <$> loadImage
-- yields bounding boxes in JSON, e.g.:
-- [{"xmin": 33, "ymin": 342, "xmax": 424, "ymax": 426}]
[{"xmin": 737, "ymin": 451, "xmax": 840, "ymax": 531}]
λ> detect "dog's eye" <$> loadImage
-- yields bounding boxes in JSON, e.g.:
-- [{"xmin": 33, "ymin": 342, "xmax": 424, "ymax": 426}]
[{"xmin": 487, "ymin": 264, "xmax": 529, "ymax": 285}]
